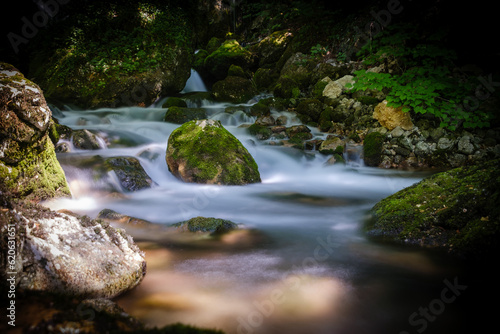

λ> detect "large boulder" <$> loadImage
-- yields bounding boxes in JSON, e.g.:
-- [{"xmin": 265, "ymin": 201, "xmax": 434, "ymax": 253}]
[
  {"xmin": 211, "ymin": 76, "xmax": 257, "ymax": 103},
  {"xmin": 164, "ymin": 106, "xmax": 207, "ymax": 124},
  {"xmin": 0, "ymin": 63, "xmax": 70, "ymax": 201},
  {"xmin": 366, "ymin": 159, "xmax": 500, "ymax": 259},
  {"xmin": 166, "ymin": 119, "xmax": 261, "ymax": 185},
  {"xmin": 203, "ymin": 39, "xmax": 256, "ymax": 81},
  {"xmin": 251, "ymin": 30, "xmax": 293, "ymax": 67},
  {"xmin": 0, "ymin": 196, "xmax": 146, "ymax": 298}
]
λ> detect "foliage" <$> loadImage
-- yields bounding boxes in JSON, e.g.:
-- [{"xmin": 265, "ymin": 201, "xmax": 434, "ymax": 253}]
[
  {"xmin": 350, "ymin": 24, "xmax": 492, "ymax": 130},
  {"xmin": 31, "ymin": 1, "xmax": 192, "ymax": 99}
]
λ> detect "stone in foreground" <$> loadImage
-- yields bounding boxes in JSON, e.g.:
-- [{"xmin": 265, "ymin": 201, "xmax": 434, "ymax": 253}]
[
  {"xmin": 0, "ymin": 198, "xmax": 146, "ymax": 298},
  {"xmin": 166, "ymin": 119, "xmax": 261, "ymax": 185}
]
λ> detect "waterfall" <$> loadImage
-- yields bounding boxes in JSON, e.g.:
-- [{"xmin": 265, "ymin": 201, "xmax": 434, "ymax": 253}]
[{"xmin": 181, "ymin": 69, "xmax": 208, "ymax": 93}]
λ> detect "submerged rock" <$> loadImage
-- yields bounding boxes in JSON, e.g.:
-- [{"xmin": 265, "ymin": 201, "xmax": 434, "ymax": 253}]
[
  {"xmin": 0, "ymin": 196, "xmax": 146, "ymax": 298},
  {"xmin": 0, "ymin": 62, "xmax": 70, "ymax": 201},
  {"xmin": 172, "ymin": 216, "xmax": 238, "ymax": 234},
  {"xmin": 104, "ymin": 157, "xmax": 155, "ymax": 192},
  {"xmin": 166, "ymin": 119, "xmax": 261, "ymax": 185},
  {"xmin": 366, "ymin": 159, "xmax": 500, "ymax": 259}
]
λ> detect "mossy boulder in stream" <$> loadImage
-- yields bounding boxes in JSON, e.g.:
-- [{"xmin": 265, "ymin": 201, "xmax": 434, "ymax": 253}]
[
  {"xmin": 203, "ymin": 39, "xmax": 256, "ymax": 81},
  {"xmin": 166, "ymin": 119, "xmax": 261, "ymax": 185},
  {"xmin": 172, "ymin": 216, "xmax": 238, "ymax": 234},
  {"xmin": 0, "ymin": 63, "xmax": 70, "ymax": 201},
  {"xmin": 366, "ymin": 159, "xmax": 500, "ymax": 259},
  {"xmin": 164, "ymin": 106, "xmax": 207, "ymax": 124},
  {"xmin": 363, "ymin": 131, "xmax": 385, "ymax": 167}
]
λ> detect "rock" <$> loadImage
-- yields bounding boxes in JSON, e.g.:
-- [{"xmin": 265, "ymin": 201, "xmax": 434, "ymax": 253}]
[
  {"xmin": 285, "ymin": 125, "xmax": 311, "ymax": 138},
  {"xmin": 273, "ymin": 76, "xmax": 301, "ymax": 99},
  {"xmin": 367, "ymin": 159, "xmax": 500, "ymax": 259},
  {"xmin": 204, "ymin": 39, "xmax": 256, "ymax": 81},
  {"xmin": 166, "ymin": 119, "xmax": 261, "ymax": 185},
  {"xmin": 104, "ymin": 157, "xmax": 155, "ymax": 192},
  {"xmin": 279, "ymin": 52, "xmax": 315, "ymax": 90},
  {"xmin": 437, "ymin": 137, "xmax": 455, "ymax": 150},
  {"xmin": 251, "ymin": 30, "xmax": 293, "ymax": 67},
  {"xmin": 373, "ymin": 100, "xmax": 414, "ymax": 131},
  {"xmin": 322, "ymin": 80, "xmax": 342, "ymax": 99},
  {"xmin": 319, "ymin": 136, "xmax": 345, "ymax": 155},
  {"xmin": 363, "ymin": 131, "xmax": 385, "ymax": 167},
  {"xmin": 255, "ymin": 115, "xmax": 276, "ymax": 126},
  {"xmin": 164, "ymin": 106, "xmax": 207, "ymax": 124},
  {"xmin": 162, "ymin": 97, "xmax": 188, "ymax": 108},
  {"xmin": 212, "ymin": 76, "xmax": 257, "ymax": 103},
  {"xmin": 172, "ymin": 216, "xmax": 238, "ymax": 234},
  {"xmin": 390, "ymin": 126, "xmax": 405, "ymax": 138},
  {"xmin": 249, "ymin": 123, "xmax": 273, "ymax": 140},
  {"xmin": 296, "ymin": 99, "xmax": 324, "ymax": 124},
  {"xmin": 29, "ymin": 4, "xmax": 192, "ymax": 108},
  {"xmin": 0, "ymin": 63, "xmax": 70, "ymax": 201},
  {"xmin": 72, "ymin": 129, "xmax": 107, "ymax": 150},
  {"xmin": 250, "ymin": 101, "xmax": 271, "ymax": 116},
  {"xmin": 458, "ymin": 135, "xmax": 475, "ymax": 155},
  {"xmin": 0, "ymin": 196, "xmax": 146, "ymax": 298}
]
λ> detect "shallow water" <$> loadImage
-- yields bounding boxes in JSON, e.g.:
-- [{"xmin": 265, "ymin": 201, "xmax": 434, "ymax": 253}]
[{"xmin": 46, "ymin": 97, "xmax": 480, "ymax": 334}]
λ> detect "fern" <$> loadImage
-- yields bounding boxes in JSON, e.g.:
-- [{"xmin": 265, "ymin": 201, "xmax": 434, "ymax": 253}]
[{"xmin": 351, "ymin": 23, "xmax": 492, "ymax": 130}]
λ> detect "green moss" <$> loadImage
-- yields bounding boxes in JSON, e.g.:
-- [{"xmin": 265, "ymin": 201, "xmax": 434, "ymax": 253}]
[
  {"xmin": 356, "ymin": 96, "xmax": 380, "ymax": 105},
  {"xmin": 228, "ymin": 65, "xmax": 246, "ymax": 78},
  {"xmin": 363, "ymin": 131, "xmax": 385, "ymax": 166},
  {"xmin": 204, "ymin": 40, "xmax": 255, "ymax": 81},
  {"xmin": 211, "ymin": 76, "xmax": 257, "ymax": 103},
  {"xmin": 367, "ymin": 159, "xmax": 500, "ymax": 259},
  {"xmin": 296, "ymin": 99, "xmax": 323, "ymax": 124},
  {"xmin": 164, "ymin": 107, "xmax": 207, "ymax": 124},
  {"xmin": 172, "ymin": 216, "xmax": 238, "ymax": 234},
  {"xmin": 249, "ymin": 101, "xmax": 271, "ymax": 117},
  {"xmin": 0, "ymin": 136, "xmax": 70, "ymax": 201},
  {"xmin": 272, "ymin": 76, "xmax": 300, "ymax": 99},
  {"xmin": 248, "ymin": 124, "xmax": 272, "ymax": 140},
  {"xmin": 166, "ymin": 120, "xmax": 260, "ymax": 185},
  {"xmin": 162, "ymin": 97, "xmax": 188, "ymax": 108}
]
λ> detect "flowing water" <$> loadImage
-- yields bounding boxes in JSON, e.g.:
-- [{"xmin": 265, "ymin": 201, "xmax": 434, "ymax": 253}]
[{"xmin": 45, "ymin": 83, "xmax": 481, "ymax": 334}]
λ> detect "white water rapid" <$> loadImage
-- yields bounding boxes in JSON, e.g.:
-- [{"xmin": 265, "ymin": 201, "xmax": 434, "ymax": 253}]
[{"xmin": 46, "ymin": 93, "xmax": 471, "ymax": 334}]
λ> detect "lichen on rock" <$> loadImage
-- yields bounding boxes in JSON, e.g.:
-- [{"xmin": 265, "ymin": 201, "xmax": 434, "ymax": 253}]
[
  {"xmin": 0, "ymin": 62, "xmax": 70, "ymax": 201},
  {"xmin": 166, "ymin": 119, "xmax": 261, "ymax": 185}
]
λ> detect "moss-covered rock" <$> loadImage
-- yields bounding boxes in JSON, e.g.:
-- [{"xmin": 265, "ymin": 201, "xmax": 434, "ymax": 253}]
[
  {"xmin": 296, "ymin": 98, "xmax": 324, "ymax": 124},
  {"xmin": 164, "ymin": 106, "xmax": 207, "ymax": 124},
  {"xmin": 166, "ymin": 119, "xmax": 261, "ymax": 185},
  {"xmin": 253, "ymin": 68, "xmax": 279, "ymax": 92},
  {"xmin": 28, "ymin": 3, "xmax": 193, "ymax": 108},
  {"xmin": 278, "ymin": 52, "xmax": 315, "ymax": 90},
  {"xmin": 366, "ymin": 159, "xmax": 500, "ymax": 259},
  {"xmin": 162, "ymin": 97, "xmax": 188, "ymax": 108},
  {"xmin": 172, "ymin": 216, "xmax": 238, "ymax": 234},
  {"xmin": 363, "ymin": 131, "xmax": 385, "ymax": 167},
  {"xmin": 251, "ymin": 30, "xmax": 293, "ymax": 67},
  {"xmin": 204, "ymin": 39, "xmax": 256, "ymax": 81},
  {"xmin": 248, "ymin": 124, "xmax": 273, "ymax": 140},
  {"xmin": 249, "ymin": 101, "xmax": 271, "ymax": 117},
  {"xmin": 104, "ymin": 157, "xmax": 155, "ymax": 192},
  {"xmin": 228, "ymin": 64, "xmax": 247, "ymax": 78},
  {"xmin": 272, "ymin": 76, "xmax": 301, "ymax": 99},
  {"xmin": 211, "ymin": 76, "xmax": 257, "ymax": 103},
  {"xmin": 0, "ymin": 63, "xmax": 70, "ymax": 201}
]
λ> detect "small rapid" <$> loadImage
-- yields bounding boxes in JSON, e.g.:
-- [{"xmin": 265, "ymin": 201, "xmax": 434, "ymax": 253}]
[{"xmin": 47, "ymin": 93, "xmax": 467, "ymax": 334}]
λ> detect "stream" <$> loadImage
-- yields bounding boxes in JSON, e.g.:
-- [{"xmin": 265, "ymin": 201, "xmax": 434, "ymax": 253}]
[{"xmin": 44, "ymin": 74, "xmax": 482, "ymax": 334}]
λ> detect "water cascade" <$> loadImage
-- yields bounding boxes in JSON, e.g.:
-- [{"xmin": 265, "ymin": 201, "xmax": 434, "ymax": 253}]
[{"xmin": 47, "ymin": 77, "xmax": 470, "ymax": 334}]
